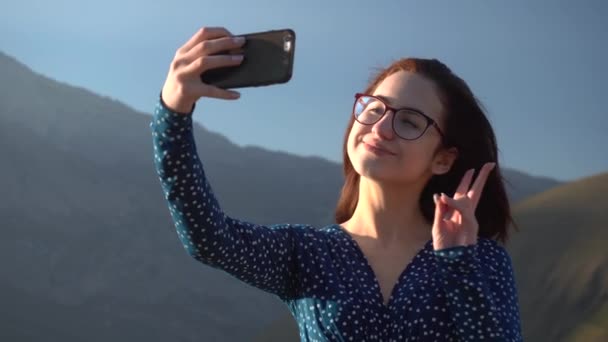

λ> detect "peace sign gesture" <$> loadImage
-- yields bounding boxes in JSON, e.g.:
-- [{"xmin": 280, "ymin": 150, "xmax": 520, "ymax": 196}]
[{"xmin": 432, "ymin": 162, "xmax": 497, "ymax": 250}]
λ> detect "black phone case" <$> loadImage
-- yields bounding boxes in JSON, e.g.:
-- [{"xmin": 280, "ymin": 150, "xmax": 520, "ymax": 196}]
[{"xmin": 200, "ymin": 29, "xmax": 296, "ymax": 89}]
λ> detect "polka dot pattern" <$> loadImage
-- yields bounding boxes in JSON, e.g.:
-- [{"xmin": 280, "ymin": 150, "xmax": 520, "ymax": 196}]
[{"xmin": 150, "ymin": 94, "xmax": 523, "ymax": 341}]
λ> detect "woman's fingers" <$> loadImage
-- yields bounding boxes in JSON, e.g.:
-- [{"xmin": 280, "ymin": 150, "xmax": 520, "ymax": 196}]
[
  {"xmin": 182, "ymin": 54, "xmax": 244, "ymax": 78},
  {"xmin": 439, "ymin": 193, "xmax": 469, "ymax": 213},
  {"xmin": 439, "ymin": 193, "xmax": 477, "ymax": 225},
  {"xmin": 454, "ymin": 168, "xmax": 474, "ymax": 197},
  {"xmin": 453, "ymin": 162, "xmax": 496, "ymax": 207},
  {"xmin": 433, "ymin": 194, "xmax": 448, "ymax": 226},
  {"xmin": 199, "ymin": 84, "xmax": 241, "ymax": 100},
  {"xmin": 177, "ymin": 31, "xmax": 246, "ymax": 100},
  {"xmin": 183, "ymin": 35, "xmax": 246, "ymax": 64},
  {"xmin": 161, "ymin": 26, "xmax": 247, "ymax": 109},
  {"xmin": 179, "ymin": 54, "xmax": 244, "ymax": 100},
  {"xmin": 467, "ymin": 162, "xmax": 496, "ymax": 207},
  {"xmin": 179, "ymin": 27, "xmax": 234, "ymax": 55}
]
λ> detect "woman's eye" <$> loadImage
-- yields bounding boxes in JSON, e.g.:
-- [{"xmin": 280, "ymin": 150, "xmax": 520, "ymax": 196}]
[
  {"xmin": 368, "ymin": 107, "xmax": 383, "ymax": 114},
  {"xmin": 401, "ymin": 120, "xmax": 418, "ymax": 128}
]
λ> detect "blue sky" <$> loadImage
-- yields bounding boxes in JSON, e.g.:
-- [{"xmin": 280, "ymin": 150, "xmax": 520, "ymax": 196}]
[{"xmin": 1, "ymin": 0, "xmax": 606, "ymax": 182}]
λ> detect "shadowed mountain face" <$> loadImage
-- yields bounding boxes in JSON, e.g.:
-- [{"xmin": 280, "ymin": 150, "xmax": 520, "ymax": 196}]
[
  {"xmin": 1, "ymin": 50, "xmax": 567, "ymax": 341},
  {"xmin": 508, "ymin": 172, "xmax": 608, "ymax": 342}
]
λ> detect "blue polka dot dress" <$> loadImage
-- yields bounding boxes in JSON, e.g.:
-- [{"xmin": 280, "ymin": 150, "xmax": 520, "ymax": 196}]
[{"xmin": 150, "ymin": 94, "xmax": 524, "ymax": 341}]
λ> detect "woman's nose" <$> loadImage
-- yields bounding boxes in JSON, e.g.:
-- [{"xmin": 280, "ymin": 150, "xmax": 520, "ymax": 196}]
[{"xmin": 371, "ymin": 110, "xmax": 394, "ymax": 139}]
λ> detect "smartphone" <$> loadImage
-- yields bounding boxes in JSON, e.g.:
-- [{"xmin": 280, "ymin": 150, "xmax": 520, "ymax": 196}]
[{"xmin": 200, "ymin": 29, "xmax": 296, "ymax": 89}]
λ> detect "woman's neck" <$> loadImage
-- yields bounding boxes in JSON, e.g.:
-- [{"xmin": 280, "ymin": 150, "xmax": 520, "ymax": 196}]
[{"xmin": 342, "ymin": 177, "xmax": 432, "ymax": 248}]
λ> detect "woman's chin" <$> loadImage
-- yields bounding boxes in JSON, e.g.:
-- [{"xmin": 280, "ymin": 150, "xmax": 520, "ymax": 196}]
[
  {"xmin": 354, "ymin": 160, "xmax": 395, "ymax": 181},
  {"xmin": 354, "ymin": 158, "xmax": 420, "ymax": 185}
]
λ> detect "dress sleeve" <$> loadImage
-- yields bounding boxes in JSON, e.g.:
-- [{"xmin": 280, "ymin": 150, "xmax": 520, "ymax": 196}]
[
  {"xmin": 149, "ymin": 92, "xmax": 309, "ymax": 301},
  {"xmin": 433, "ymin": 240, "xmax": 523, "ymax": 341}
]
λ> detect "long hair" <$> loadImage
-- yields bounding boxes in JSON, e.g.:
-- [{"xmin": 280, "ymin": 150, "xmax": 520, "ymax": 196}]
[{"xmin": 334, "ymin": 58, "xmax": 517, "ymax": 244}]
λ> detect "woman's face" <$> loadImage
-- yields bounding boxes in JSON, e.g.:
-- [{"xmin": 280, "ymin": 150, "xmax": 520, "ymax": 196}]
[{"xmin": 347, "ymin": 70, "xmax": 455, "ymax": 185}]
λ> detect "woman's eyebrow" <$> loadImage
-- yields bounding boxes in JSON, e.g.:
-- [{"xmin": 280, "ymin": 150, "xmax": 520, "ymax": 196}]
[
  {"xmin": 374, "ymin": 94, "xmax": 396, "ymax": 106},
  {"xmin": 375, "ymin": 94, "xmax": 426, "ymax": 114}
]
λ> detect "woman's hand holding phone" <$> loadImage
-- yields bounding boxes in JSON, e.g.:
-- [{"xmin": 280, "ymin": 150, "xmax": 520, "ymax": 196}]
[{"xmin": 161, "ymin": 27, "xmax": 245, "ymax": 114}]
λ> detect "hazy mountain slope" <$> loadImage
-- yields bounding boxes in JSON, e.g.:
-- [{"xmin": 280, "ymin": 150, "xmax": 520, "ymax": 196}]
[{"xmin": 508, "ymin": 172, "xmax": 608, "ymax": 341}]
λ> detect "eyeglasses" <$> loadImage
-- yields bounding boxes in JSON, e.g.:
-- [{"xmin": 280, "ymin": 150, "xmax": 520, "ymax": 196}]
[{"xmin": 352, "ymin": 93, "xmax": 446, "ymax": 142}]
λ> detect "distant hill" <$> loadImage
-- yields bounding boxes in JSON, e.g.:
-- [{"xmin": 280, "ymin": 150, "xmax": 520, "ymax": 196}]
[
  {"xmin": 0, "ymin": 50, "xmax": 565, "ymax": 341},
  {"xmin": 508, "ymin": 172, "xmax": 608, "ymax": 341},
  {"xmin": 0, "ymin": 50, "xmax": 341, "ymax": 341}
]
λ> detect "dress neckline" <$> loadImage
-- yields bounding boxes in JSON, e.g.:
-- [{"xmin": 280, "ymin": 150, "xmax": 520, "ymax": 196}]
[{"xmin": 332, "ymin": 223, "xmax": 433, "ymax": 309}]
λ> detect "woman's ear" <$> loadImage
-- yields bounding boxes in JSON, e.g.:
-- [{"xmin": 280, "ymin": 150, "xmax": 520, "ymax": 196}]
[{"xmin": 432, "ymin": 146, "xmax": 458, "ymax": 175}]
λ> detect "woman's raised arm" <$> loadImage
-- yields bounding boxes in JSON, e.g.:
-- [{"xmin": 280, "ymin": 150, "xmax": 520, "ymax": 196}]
[{"xmin": 149, "ymin": 27, "xmax": 318, "ymax": 301}]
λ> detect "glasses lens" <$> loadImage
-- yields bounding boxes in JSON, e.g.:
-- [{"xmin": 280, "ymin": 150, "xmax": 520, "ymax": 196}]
[
  {"xmin": 354, "ymin": 96, "xmax": 385, "ymax": 124},
  {"xmin": 394, "ymin": 110, "xmax": 428, "ymax": 139}
]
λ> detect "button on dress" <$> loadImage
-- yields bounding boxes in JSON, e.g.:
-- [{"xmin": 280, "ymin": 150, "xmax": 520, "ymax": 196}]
[{"xmin": 149, "ymin": 94, "xmax": 524, "ymax": 341}]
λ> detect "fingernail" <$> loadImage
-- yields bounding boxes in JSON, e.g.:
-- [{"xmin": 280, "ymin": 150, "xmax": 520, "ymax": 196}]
[
  {"xmin": 433, "ymin": 193, "xmax": 439, "ymax": 205},
  {"xmin": 233, "ymin": 36, "xmax": 245, "ymax": 44},
  {"xmin": 231, "ymin": 91, "xmax": 240, "ymax": 98},
  {"xmin": 231, "ymin": 54, "xmax": 243, "ymax": 61}
]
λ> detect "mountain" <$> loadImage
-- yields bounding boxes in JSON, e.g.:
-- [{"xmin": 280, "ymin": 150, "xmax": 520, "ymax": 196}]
[
  {"xmin": 0, "ymin": 50, "xmax": 341, "ymax": 341},
  {"xmin": 0, "ymin": 50, "xmax": 565, "ymax": 341},
  {"xmin": 508, "ymin": 172, "xmax": 608, "ymax": 341}
]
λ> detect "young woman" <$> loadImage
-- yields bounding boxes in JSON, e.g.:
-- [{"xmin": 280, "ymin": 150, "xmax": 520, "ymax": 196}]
[{"xmin": 150, "ymin": 27, "xmax": 523, "ymax": 341}]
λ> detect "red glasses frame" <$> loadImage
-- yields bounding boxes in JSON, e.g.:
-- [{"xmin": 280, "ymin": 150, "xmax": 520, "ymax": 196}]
[{"xmin": 353, "ymin": 93, "xmax": 447, "ymax": 142}]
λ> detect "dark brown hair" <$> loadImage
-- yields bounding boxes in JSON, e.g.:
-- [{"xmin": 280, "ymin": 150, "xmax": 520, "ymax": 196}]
[{"xmin": 335, "ymin": 58, "xmax": 518, "ymax": 244}]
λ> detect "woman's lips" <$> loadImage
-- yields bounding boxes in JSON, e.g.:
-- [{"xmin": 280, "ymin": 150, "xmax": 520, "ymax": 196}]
[{"xmin": 363, "ymin": 142, "xmax": 395, "ymax": 156}]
